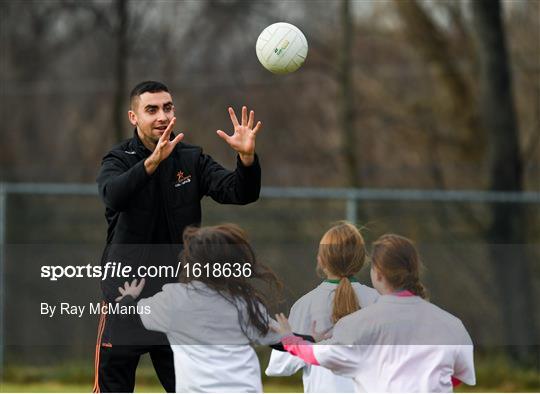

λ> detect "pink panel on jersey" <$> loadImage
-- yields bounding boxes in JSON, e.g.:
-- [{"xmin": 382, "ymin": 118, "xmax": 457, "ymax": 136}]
[
  {"xmin": 394, "ymin": 290, "xmax": 415, "ymax": 297},
  {"xmin": 282, "ymin": 335, "xmax": 320, "ymax": 366}
]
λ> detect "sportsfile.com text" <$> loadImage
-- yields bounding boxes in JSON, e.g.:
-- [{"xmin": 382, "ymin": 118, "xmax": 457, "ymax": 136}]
[{"xmin": 40, "ymin": 261, "xmax": 253, "ymax": 281}]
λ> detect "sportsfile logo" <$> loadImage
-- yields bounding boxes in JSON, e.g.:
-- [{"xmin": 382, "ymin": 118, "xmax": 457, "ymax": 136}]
[
  {"xmin": 174, "ymin": 170, "xmax": 191, "ymax": 188},
  {"xmin": 40, "ymin": 261, "xmax": 183, "ymax": 281}
]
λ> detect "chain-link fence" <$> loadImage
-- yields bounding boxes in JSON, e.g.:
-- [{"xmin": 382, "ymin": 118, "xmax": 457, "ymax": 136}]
[{"xmin": 1, "ymin": 183, "xmax": 539, "ymax": 368}]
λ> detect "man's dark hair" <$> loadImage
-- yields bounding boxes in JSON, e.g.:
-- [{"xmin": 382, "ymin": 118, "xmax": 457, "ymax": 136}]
[{"xmin": 130, "ymin": 80, "xmax": 169, "ymax": 108}]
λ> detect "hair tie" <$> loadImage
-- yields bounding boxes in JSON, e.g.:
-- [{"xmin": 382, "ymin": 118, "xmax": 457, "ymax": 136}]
[{"xmin": 324, "ymin": 276, "xmax": 359, "ymax": 284}]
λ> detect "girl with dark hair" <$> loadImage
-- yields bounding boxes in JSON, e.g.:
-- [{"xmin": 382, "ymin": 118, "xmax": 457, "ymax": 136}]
[
  {"xmin": 273, "ymin": 234, "xmax": 476, "ymax": 393},
  {"xmin": 116, "ymin": 224, "xmax": 283, "ymax": 392},
  {"xmin": 266, "ymin": 221, "xmax": 378, "ymax": 392}
]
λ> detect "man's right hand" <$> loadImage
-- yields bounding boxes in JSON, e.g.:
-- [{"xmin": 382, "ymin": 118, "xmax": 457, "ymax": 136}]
[{"xmin": 144, "ymin": 117, "xmax": 184, "ymax": 175}]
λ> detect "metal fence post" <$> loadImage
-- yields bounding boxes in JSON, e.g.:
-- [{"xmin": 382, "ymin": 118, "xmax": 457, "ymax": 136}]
[
  {"xmin": 346, "ymin": 192, "xmax": 357, "ymax": 224},
  {"xmin": 0, "ymin": 183, "xmax": 6, "ymax": 380}
]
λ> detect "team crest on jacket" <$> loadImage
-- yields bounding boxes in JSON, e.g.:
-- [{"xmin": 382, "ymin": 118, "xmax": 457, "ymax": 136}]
[{"xmin": 174, "ymin": 170, "xmax": 192, "ymax": 188}]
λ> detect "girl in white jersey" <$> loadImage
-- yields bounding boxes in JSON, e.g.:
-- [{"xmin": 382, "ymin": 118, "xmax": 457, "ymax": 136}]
[
  {"xmin": 266, "ymin": 221, "xmax": 379, "ymax": 392},
  {"xmin": 116, "ymin": 224, "xmax": 283, "ymax": 393},
  {"xmin": 273, "ymin": 234, "xmax": 476, "ymax": 393}
]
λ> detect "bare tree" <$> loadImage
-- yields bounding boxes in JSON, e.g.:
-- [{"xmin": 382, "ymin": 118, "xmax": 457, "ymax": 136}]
[
  {"xmin": 113, "ymin": 0, "xmax": 129, "ymax": 143},
  {"xmin": 471, "ymin": 0, "xmax": 537, "ymax": 364},
  {"xmin": 393, "ymin": 0, "xmax": 482, "ymax": 159},
  {"xmin": 0, "ymin": 0, "xmax": 116, "ymax": 180},
  {"xmin": 339, "ymin": 0, "xmax": 359, "ymax": 188}
]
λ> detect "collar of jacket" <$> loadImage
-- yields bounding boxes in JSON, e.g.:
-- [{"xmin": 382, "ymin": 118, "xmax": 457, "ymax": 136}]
[{"xmin": 131, "ymin": 128, "xmax": 151, "ymax": 157}]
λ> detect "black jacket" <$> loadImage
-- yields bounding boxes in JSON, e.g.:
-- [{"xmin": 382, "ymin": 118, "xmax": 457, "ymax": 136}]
[{"xmin": 96, "ymin": 130, "xmax": 261, "ymax": 302}]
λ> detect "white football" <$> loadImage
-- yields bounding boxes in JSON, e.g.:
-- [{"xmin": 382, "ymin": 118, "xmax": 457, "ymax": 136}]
[{"xmin": 256, "ymin": 22, "xmax": 308, "ymax": 74}]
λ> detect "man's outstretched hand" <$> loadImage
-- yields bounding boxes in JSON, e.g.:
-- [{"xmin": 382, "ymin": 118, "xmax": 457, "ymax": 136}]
[
  {"xmin": 144, "ymin": 117, "xmax": 184, "ymax": 175},
  {"xmin": 217, "ymin": 106, "xmax": 262, "ymax": 166}
]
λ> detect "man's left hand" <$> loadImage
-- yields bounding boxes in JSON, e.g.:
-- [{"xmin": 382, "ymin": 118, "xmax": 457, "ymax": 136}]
[{"xmin": 217, "ymin": 106, "xmax": 262, "ymax": 166}]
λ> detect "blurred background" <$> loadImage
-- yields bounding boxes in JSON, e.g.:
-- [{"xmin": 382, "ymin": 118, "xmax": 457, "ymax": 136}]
[{"xmin": 1, "ymin": 0, "xmax": 539, "ymax": 392}]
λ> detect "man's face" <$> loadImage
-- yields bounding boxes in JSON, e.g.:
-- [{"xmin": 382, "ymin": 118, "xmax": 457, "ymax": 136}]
[{"xmin": 128, "ymin": 91, "xmax": 175, "ymax": 145}]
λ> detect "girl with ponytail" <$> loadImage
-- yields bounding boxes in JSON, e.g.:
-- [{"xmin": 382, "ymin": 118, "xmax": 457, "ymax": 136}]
[
  {"xmin": 273, "ymin": 233, "xmax": 476, "ymax": 393},
  {"xmin": 370, "ymin": 234, "xmax": 429, "ymax": 300},
  {"xmin": 266, "ymin": 221, "xmax": 378, "ymax": 393}
]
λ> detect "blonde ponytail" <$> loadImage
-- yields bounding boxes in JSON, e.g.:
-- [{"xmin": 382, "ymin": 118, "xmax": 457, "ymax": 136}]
[{"xmin": 332, "ymin": 277, "xmax": 360, "ymax": 323}]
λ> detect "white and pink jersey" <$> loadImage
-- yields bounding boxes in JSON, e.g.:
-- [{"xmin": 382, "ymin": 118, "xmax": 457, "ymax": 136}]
[
  {"xmin": 283, "ymin": 292, "xmax": 476, "ymax": 392},
  {"xmin": 138, "ymin": 281, "xmax": 282, "ymax": 392},
  {"xmin": 266, "ymin": 280, "xmax": 379, "ymax": 392}
]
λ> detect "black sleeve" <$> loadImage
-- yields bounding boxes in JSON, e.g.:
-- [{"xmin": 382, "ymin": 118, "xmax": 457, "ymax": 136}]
[
  {"xmin": 198, "ymin": 153, "xmax": 261, "ymax": 205},
  {"xmin": 117, "ymin": 295, "xmax": 145, "ymax": 328},
  {"xmin": 269, "ymin": 333, "xmax": 316, "ymax": 352},
  {"xmin": 96, "ymin": 152, "xmax": 152, "ymax": 211}
]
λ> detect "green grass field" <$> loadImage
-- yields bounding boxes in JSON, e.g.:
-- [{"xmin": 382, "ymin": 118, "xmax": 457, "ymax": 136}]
[
  {"xmin": 0, "ymin": 382, "xmax": 305, "ymax": 392},
  {"xmin": 0, "ymin": 382, "xmax": 303, "ymax": 392},
  {"xmin": 1, "ymin": 353, "xmax": 539, "ymax": 392}
]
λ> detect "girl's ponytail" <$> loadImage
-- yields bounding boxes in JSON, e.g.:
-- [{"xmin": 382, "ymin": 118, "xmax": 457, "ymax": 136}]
[
  {"xmin": 332, "ymin": 277, "xmax": 360, "ymax": 323},
  {"xmin": 406, "ymin": 279, "xmax": 428, "ymax": 300}
]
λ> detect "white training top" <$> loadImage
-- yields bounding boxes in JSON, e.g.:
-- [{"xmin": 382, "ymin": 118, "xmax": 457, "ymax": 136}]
[
  {"xmin": 265, "ymin": 281, "xmax": 379, "ymax": 392},
  {"xmin": 137, "ymin": 281, "xmax": 282, "ymax": 393},
  {"xmin": 313, "ymin": 294, "xmax": 476, "ymax": 392}
]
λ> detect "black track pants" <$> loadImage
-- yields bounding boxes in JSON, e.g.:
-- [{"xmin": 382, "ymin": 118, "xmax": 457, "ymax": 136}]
[{"xmin": 93, "ymin": 303, "xmax": 175, "ymax": 392}]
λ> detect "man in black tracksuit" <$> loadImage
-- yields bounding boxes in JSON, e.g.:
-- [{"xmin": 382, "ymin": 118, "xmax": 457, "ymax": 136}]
[{"xmin": 93, "ymin": 81, "xmax": 263, "ymax": 393}]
